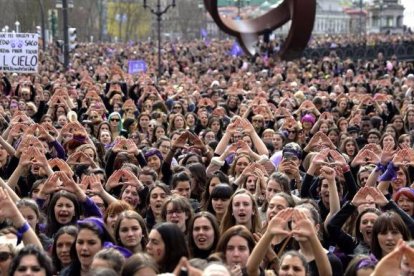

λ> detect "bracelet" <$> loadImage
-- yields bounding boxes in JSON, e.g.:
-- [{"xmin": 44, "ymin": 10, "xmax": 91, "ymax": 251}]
[
  {"xmin": 375, "ymin": 162, "xmax": 385, "ymax": 173},
  {"xmin": 342, "ymin": 164, "xmax": 350, "ymax": 173},
  {"xmin": 16, "ymin": 222, "xmax": 30, "ymax": 245}
]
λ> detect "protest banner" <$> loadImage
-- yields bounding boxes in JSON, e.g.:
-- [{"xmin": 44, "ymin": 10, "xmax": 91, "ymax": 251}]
[
  {"xmin": 128, "ymin": 60, "xmax": 147, "ymax": 74},
  {"xmin": 0, "ymin": 33, "xmax": 39, "ymax": 73}
]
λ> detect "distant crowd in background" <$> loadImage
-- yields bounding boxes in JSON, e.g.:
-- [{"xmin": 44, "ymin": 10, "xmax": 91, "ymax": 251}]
[{"xmin": 0, "ymin": 33, "xmax": 413, "ymax": 275}]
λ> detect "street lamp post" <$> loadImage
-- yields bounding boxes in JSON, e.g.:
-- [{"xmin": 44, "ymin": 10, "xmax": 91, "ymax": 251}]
[
  {"xmin": 37, "ymin": 0, "xmax": 47, "ymax": 51},
  {"xmin": 359, "ymin": 0, "xmax": 363, "ymax": 36},
  {"xmin": 143, "ymin": 0, "xmax": 176, "ymax": 80},
  {"xmin": 15, "ymin": 21, "xmax": 20, "ymax": 33},
  {"xmin": 62, "ymin": 0, "xmax": 70, "ymax": 69}
]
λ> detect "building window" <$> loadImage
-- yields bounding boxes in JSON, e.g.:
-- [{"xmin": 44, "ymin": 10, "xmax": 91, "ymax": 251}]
[
  {"xmin": 397, "ymin": 15, "xmax": 403, "ymax": 27},
  {"xmin": 373, "ymin": 16, "xmax": 379, "ymax": 27},
  {"xmin": 387, "ymin": 16, "xmax": 393, "ymax": 27}
]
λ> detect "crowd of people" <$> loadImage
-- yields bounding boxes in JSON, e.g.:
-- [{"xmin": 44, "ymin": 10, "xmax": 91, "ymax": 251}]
[
  {"xmin": 0, "ymin": 34, "xmax": 413, "ymax": 276},
  {"xmin": 307, "ymin": 33, "xmax": 414, "ymax": 48}
]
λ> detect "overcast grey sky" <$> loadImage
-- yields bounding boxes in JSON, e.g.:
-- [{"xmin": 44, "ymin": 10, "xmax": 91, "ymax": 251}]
[{"xmin": 402, "ymin": 0, "xmax": 414, "ymax": 28}]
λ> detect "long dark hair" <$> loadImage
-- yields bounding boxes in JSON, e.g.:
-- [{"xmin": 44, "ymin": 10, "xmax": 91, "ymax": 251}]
[
  {"xmin": 145, "ymin": 184, "xmax": 171, "ymax": 230},
  {"xmin": 354, "ymin": 208, "xmax": 381, "ymax": 243},
  {"xmin": 188, "ymin": 163, "xmax": 207, "ymax": 202},
  {"xmin": 46, "ymin": 191, "xmax": 82, "ymax": 237},
  {"xmin": 152, "ymin": 222, "xmax": 189, "ymax": 273},
  {"xmin": 9, "ymin": 245, "xmax": 54, "ymax": 276},
  {"xmin": 215, "ymin": 225, "xmax": 255, "ymax": 264},
  {"xmin": 69, "ymin": 218, "xmax": 116, "ymax": 274},
  {"xmin": 371, "ymin": 211, "xmax": 411, "ymax": 260},
  {"xmin": 206, "ymin": 184, "xmax": 233, "ymax": 215},
  {"xmin": 200, "ymin": 171, "xmax": 229, "ymax": 210},
  {"xmin": 188, "ymin": 212, "xmax": 220, "ymax": 259},
  {"xmin": 51, "ymin": 225, "xmax": 78, "ymax": 272},
  {"xmin": 114, "ymin": 210, "xmax": 148, "ymax": 251}
]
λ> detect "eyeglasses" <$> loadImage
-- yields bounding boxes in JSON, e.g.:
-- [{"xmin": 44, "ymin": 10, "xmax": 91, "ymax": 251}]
[
  {"xmin": 0, "ymin": 252, "xmax": 12, "ymax": 262},
  {"xmin": 286, "ymin": 130, "xmax": 296, "ymax": 134},
  {"xmin": 166, "ymin": 209, "xmax": 184, "ymax": 215},
  {"xmin": 110, "ymin": 118, "xmax": 120, "ymax": 122}
]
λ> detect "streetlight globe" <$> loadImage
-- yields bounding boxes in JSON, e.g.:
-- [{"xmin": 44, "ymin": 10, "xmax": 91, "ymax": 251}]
[{"xmin": 15, "ymin": 21, "xmax": 20, "ymax": 33}]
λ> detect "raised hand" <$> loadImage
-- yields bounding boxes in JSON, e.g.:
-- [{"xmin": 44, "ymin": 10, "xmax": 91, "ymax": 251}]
[
  {"xmin": 11, "ymin": 113, "xmax": 31, "ymax": 124},
  {"xmin": 48, "ymin": 158, "xmax": 74, "ymax": 177},
  {"xmin": 106, "ymin": 170, "xmax": 124, "ymax": 190},
  {"xmin": 352, "ymin": 149, "xmax": 380, "ymax": 167},
  {"xmin": 67, "ymin": 151, "xmax": 96, "ymax": 167},
  {"xmin": 305, "ymin": 131, "xmax": 335, "ymax": 152},
  {"xmin": 40, "ymin": 174, "xmax": 61, "ymax": 196},
  {"xmin": 126, "ymin": 139, "xmax": 140, "ymax": 155},
  {"xmin": 240, "ymin": 118, "xmax": 255, "ymax": 135},
  {"xmin": 311, "ymin": 148, "xmax": 330, "ymax": 168},
  {"xmin": 292, "ymin": 208, "xmax": 317, "ymax": 240},
  {"xmin": 281, "ymin": 117, "xmax": 298, "ymax": 130},
  {"xmin": 267, "ymin": 208, "xmax": 293, "ymax": 236},
  {"xmin": 320, "ymin": 166, "xmax": 336, "ymax": 182},
  {"xmin": 370, "ymin": 240, "xmax": 410, "ymax": 276},
  {"xmin": 0, "ymin": 188, "xmax": 23, "ymax": 221},
  {"xmin": 38, "ymin": 124, "xmax": 56, "ymax": 142},
  {"xmin": 188, "ymin": 132, "xmax": 206, "ymax": 151},
  {"xmin": 19, "ymin": 149, "xmax": 33, "ymax": 168},
  {"xmin": 361, "ymin": 143, "xmax": 382, "ymax": 156},
  {"xmin": 329, "ymin": 150, "xmax": 348, "ymax": 167},
  {"xmin": 80, "ymin": 175, "xmax": 91, "ymax": 192},
  {"xmin": 112, "ymin": 137, "xmax": 127, "ymax": 153},
  {"xmin": 299, "ymin": 100, "xmax": 316, "ymax": 111},
  {"xmin": 9, "ymin": 123, "xmax": 27, "ymax": 140},
  {"xmin": 225, "ymin": 142, "xmax": 239, "ymax": 156},
  {"xmin": 381, "ymin": 144, "xmax": 397, "ymax": 165},
  {"xmin": 172, "ymin": 131, "xmax": 189, "ymax": 149},
  {"xmin": 31, "ymin": 147, "xmax": 49, "ymax": 169},
  {"xmin": 351, "ymin": 187, "xmax": 371, "ymax": 206},
  {"xmin": 242, "ymin": 164, "xmax": 254, "ymax": 176},
  {"xmin": 237, "ymin": 140, "xmax": 251, "ymax": 155},
  {"xmin": 226, "ymin": 122, "xmax": 238, "ymax": 135},
  {"xmin": 88, "ymin": 174, "xmax": 105, "ymax": 195},
  {"xmin": 393, "ymin": 148, "xmax": 414, "ymax": 167},
  {"xmin": 57, "ymin": 171, "xmax": 86, "ymax": 201},
  {"xmin": 369, "ymin": 187, "xmax": 388, "ymax": 207},
  {"xmin": 122, "ymin": 170, "xmax": 143, "ymax": 189}
]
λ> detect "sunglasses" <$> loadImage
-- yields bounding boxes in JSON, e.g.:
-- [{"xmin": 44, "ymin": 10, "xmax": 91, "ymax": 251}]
[
  {"xmin": 110, "ymin": 118, "xmax": 120, "ymax": 122},
  {"xmin": 0, "ymin": 252, "xmax": 12, "ymax": 262}
]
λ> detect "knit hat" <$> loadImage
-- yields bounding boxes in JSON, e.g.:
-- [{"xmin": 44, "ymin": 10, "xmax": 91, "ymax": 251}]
[{"xmin": 301, "ymin": 114, "xmax": 316, "ymax": 125}]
